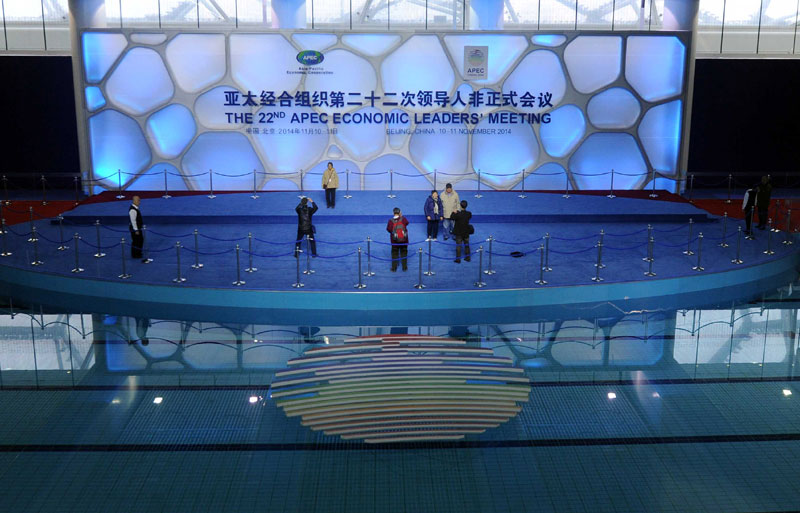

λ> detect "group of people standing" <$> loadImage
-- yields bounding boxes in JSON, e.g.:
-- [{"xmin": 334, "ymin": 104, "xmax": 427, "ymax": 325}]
[{"xmin": 742, "ymin": 175, "xmax": 773, "ymax": 235}]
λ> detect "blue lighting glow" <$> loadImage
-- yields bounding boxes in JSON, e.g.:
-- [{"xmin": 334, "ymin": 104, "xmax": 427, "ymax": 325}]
[
  {"xmin": 587, "ymin": 88, "xmax": 641, "ymax": 129},
  {"xmin": 639, "ymin": 100, "xmax": 682, "ymax": 174},
  {"xmin": 503, "ymin": 50, "xmax": 566, "ymax": 114},
  {"xmin": 381, "ymin": 36, "xmax": 455, "ymax": 113},
  {"xmin": 519, "ymin": 163, "xmax": 569, "ymax": 191},
  {"xmin": 105, "ymin": 47, "xmax": 174, "ymax": 115},
  {"xmin": 336, "ymin": 107, "xmax": 385, "ymax": 160},
  {"xmin": 182, "ymin": 132, "xmax": 264, "ymax": 190},
  {"xmin": 128, "ymin": 163, "xmax": 188, "ymax": 191},
  {"xmin": 540, "ymin": 104, "xmax": 586, "ymax": 158},
  {"xmin": 409, "ymin": 120, "xmax": 468, "ymax": 176},
  {"xmin": 88, "ymin": 110, "xmax": 151, "ymax": 187},
  {"xmin": 564, "ymin": 36, "xmax": 622, "ymax": 94},
  {"xmin": 84, "ymin": 86, "xmax": 106, "ymax": 112},
  {"xmin": 626, "ymin": 36, "xmax": 686, "ymax": 102},
  {"xmin": 82, "ymin": 32, "xmax": 127, "ymax": 83},
  {"xmin": 165, "ymin": 34, "xmax": 226, "ymax": 94},
  {"xmin": 364, "ymin": 154, "xmax": 422, "ymax": 190},
  {"xmin": 569, "ymin": 133, "xmax": 647, "ymax": 190},
  {"xmin": 531, "ymin": 35, "xmax": 567, "ymax": 47},
  {"xmin": 252, "ymin": 105, "xmax": 328, "ymax": 173},
  {"xmin": 472, "ymin": 111, "xmax": 539, "ymax": 188},
  {"xmin": 146, "ymin": 104, "xmax": 197, "ymax": 159}
]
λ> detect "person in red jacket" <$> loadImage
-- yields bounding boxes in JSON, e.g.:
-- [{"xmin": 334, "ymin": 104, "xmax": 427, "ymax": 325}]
[{"xmin": 386, "ymin": 207, "xmax": 410, "ymax": 272}]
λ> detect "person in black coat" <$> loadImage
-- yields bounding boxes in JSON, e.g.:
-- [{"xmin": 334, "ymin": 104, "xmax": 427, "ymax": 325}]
[
  {"xmin": 756, "ymin": 175, "xmax": 772, "ymax": 230},
  {"xmin": 128, "ymin": 196, "xmax": 145, "ymax": 260},
  {"xmin": 742, "ymin": 185, "xmax": 757, "ymax": 236},
  {"xmin": 295, "ymin": 197, "xmax": 318, "ymax": 256},
  {"xmin": 451, "ymin": 200, "xmax": 472, "ymax": 263}
]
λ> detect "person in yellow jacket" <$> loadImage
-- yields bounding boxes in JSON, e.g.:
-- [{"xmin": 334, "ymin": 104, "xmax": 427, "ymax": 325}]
[{"xmin": 322, "ymin": 162, "xmax": 339, "ymax": 208}]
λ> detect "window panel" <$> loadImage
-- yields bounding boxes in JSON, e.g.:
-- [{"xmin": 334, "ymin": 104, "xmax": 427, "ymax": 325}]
[
  {"xmin": 577, "ymin": 0, "xmax": 612, "ymax": 30},
  {"xmin": 539, "ymin": 0, "xmax": 579, "ymax": 29},
  {"xmin": 120, "ymin": 0, "xmax": 160, "ymax": 27},
  {"xmin": 696, "ymin": 0, "xmax": 724, "ymax": 54},
  {"xmin": 4, "ymin": 0, "xmax": 45, "ymax": 50},
  {"xmin": 757, "ymin": 0, "xmax": 797, "ymax": 54},
  {"xmin": 504, "ymin": 0, "xmax": 539, "ymax": 28},
  {"xmin": 429, "ymin": 0, "xmax": 465, "ymax": 30},
  {"xmin": 721, "ymin": 0, "xmax": 761, "ymax": 53},
  {"xmin": 159, "ymin": 0, "xmax": 200, "ymax": 27},
  {"xmin": 612, "ymin": 0, "xmax": 653, "ymax": 30},
  {"xmin": 237, "ymin": 0, "xmax": 272, "ymax": 25},
  {"xmin": 352, "ymin": 0, "xmax": 388, "ymax": 29},
  {"xmin": 311, "ymin": 0, "xmax": 352, "ymax": 28},
  {"xmin": 43, "ymin": 0, "xmax": 69, "ymax": 50},
  {"xmin": 199, "ymin": 0, "xmax": 236, "ymax": 27}
]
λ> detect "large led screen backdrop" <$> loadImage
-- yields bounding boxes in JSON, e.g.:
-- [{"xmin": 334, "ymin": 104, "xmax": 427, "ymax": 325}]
[{"xmin": 79, "ymin": 30, "xmax": 690, "ymax": 192}]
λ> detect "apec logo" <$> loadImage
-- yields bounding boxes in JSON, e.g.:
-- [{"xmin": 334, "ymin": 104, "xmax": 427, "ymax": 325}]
[{"xmin": 296, "ymin": 50, "xmax": 324, "ymax": 66}]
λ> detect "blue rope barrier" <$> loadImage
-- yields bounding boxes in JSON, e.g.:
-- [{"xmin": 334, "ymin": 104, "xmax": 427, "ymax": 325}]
[
  {"xmin": 252, "ymin": 236, "xmax": 296, "ymax": 245},
  {"xmin": 312, "ymin": 251, "xmax": 357, "ymax": 259},
  {"xmin": 313, "ymin": 238, "xmax": 364, "ymax": 245},
  {"xmin": 147, "ymin": 229, "xmax": 193, "ymax": 238},
  {"xmin": 550, "ymin": 246, "xmax": 597, "ymax": 255},
  {"xmin": 4, "ymin": 225, "xmax": 30, "ymax": 237},
  {"xmin": 199, "ymin": 233, "xmax": 247, "ymax": 242},
  {"xmin": 78, "ymin": 238, "xmax": 120, "ymax": 250},
  {"xmin": 214, "ymin": 171, "xmax": 252, "ymax": 178},
  {"xmin": 605, "ymin": 227, "xmax": 649, "ymax": 237},
  {"xmin": 653, "ymin": 224, "xmax": 688, "ymax": 233},
  {"xmin": 183, "ymin": 247, "xmax": 235, "ymax": 256},
  {"xmin": 550, "ymin": 233, "xmax": 598, "ymax": 241},
  {"xmin": 492, "ymin": 237, "xmax": 544, "ymax": 245},
  {"xmin": 654, "ymin": 237, "xmax": 698, "ymax": 248},
  {"xmin": 100, "ymin": 225, "xmax": 128, "ymax": 233},
  {"xmin": 35, "ymin": 232, "xmax": 68, "ymax": 244},
  {"xmin": 604, "ymin": 242, "xmax": 649, "ymax": 250},
  {"xmin": 244, "ymin": 249, "xmax": 297, "ymax": 258}
]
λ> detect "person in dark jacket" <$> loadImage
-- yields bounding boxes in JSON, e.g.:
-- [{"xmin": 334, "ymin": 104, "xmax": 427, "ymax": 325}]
[
  {"xmin": 756, "ymin": 175, "xmax": 772, "ymax": 230},
  {"xmin": 128, "ymin": 195, "xmax": 145, "ymax": 260},
  {"xmin": 451, "ymin": 200, "xmax": 472, "ymax": 263},
  {"xmin": 386, "ymin": 207, "xmax": 410, "ymax": 271},
  {"xmin": 295, "ymin": 197, "xmax": 318, "ymax": 257},
  {"xmin": 423, "ymin": 190, "xmax": 444, "ymax": 240}
]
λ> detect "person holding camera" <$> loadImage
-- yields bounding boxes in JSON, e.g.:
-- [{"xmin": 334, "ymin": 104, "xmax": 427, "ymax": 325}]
[
  {"xmin": 451, "ymin": 200, "xmax": 472, "ymax": 263},
  {"xmin": 295, "ymin": 197, "xmax": 318, "ymax": 257}
]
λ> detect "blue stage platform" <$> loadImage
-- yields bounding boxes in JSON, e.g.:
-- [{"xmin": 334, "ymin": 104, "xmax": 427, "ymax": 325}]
[{"xmin": 1, "ymin": 191, "xmax": 797, "ymax": 325}]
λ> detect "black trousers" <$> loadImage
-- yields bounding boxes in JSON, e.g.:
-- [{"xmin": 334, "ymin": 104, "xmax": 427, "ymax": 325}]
[
  {"xmin": 391, "ymin": 244, "xmax": 408, "ymax": 271},
  {"xmin": 455, "ymin": 235, "xmax": 470, "ymax": 261},
  {"xmin": 426, "ymin": 219, "xmax": 439, "ymax": 239},
  {"xmin": 296, "ymin": 228, "xmax": 317, "ymax": 255},
  {"xmin": 757, "ymin": 208, "xmax": 769, "ymax": 228},
  {"xmin": 130, "ymin": 229, "xmax": 143, "ymax": 258},
  {"xmin": 325, "ymin": 187, "xmax": 336, "ymax": 207},
  {"xmin": 744, "ymin": 207, "xmax": 754, "ymax": 234}
]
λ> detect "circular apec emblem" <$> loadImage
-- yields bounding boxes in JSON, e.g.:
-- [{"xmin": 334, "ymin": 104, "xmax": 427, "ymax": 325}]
[
  {"xmin": 296, "ymin": 50, "xmax": 324, "ymax": 66},
  {"xmin": 468, "ymin": 48, "xmax": 485, "ymax": 66}
]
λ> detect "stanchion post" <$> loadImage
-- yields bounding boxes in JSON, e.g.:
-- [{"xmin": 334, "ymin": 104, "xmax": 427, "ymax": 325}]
[
  {"xmin": 191, "ymin": 229, "xmax": 203, "ymax": 269},
  {"xmin": 30, "ymin": 228, "xmax": 43, "ymax": 266},
  {"xmin": 644, "ymin": 237, "xmax": 656, "ymax": 276},
  {"xmin": 162, "ymin": 168, "xmax": 171, "ymax": 199},
  {"xmin": 251, "ymin": 169, "xmax": 259, "ymax": 199},
  {"xmin": 93, "ymin": 220, "xmax": 105, "ymax": 258},
  {"xmin": 344, "ymin": 169, "xmax": 352, "ymax": 199},
  {"xmin": 649, "ymin": 170, "xmax": 658, "ymax": 198},
  {"xmin": 388, "ymin": 169, "xmax": 396, "ymax": 198},
  {"xmin": 543, "ymin": 233, "xmax": 552, "ymax": 272},
  {"xmin": 73, "ymin": 176, "xmax": 80, "ymax": 205},
  {"xmin": 783, "ymin": 208, "xmax": 793, "ymax": 245},
  {"xmin": 141, "ymin": 224, "xmax": 153, "ymax": 264},
  {"xmin": 688, "ymin": 173, "xmax": 695, "ymax": 203},
  {"xmin": 563, "ymin": 172, "xmax": 570, "ymax": 199},
  {"xmin": 591, "ymin": 241, "xmax": 604, "ymax": 282},
  {"xmin": 0, "ymin": 216, "xmax": 5, "ymax": 234},
  {"xmin": 764, "ymin": 219, "xmax": 775, "ymax": 255},
  {"xmin": 597, "ymin": 229, "xmax": 606, "ymax": 268},
  {"xmin": 424, "ymin": 238, "xmax": 435, "ymax": 276},
  {"xmin": 71, "ymin": 234, "xmax": 83, "ymax": 273},
  {"xmin": 233, "ymin": 244, "xmax": 246, "ymax": 286},
  {"xmin": 246, "ymin": 232, "xmax": 257, "ymax": 272},
  {"xmin": 115, "ymin": 170, "xmax": 124, "ymax": 199},
  {"xmin": 303, "ymin": 234, "xmax": 314, "ymax": 275},
  {"xmin": 414, "ymin": 247, "xmax": 426, "ymax": 289},
  {"xmin": 719, "ymin": 213, "xmax": 729, "ymax": 247},
  {"xmin": 745, "ymin": 208, "xmax": 755, "ymax": 240},
  {"xmin": 731, "ymin": 226, "xmax": 744, "ymax": 264},
  {"xmin": 364, "ymin": 236, "xmax": 375, "ymax": 276},
  {"xmin": 692, "ymin": 233, "xmax": 705, "ymax": 271},
  {"xmin": 683, "ymin": 219, "xmax": 695, "ymax": 255},
  {"xmin": 607, "ymin": 169, "xmax": 616, "ymax": 199},
  {"xmin": 2, "ymin": 175, "xmax": 8, "ymax": 204},
  {"xmin": 475, "ymin": 170, "xmax": 483, "ymax": 198},
  {"xmin": 474, "ymin": 246, "xmax": 486, "ymax": 288},
  {"xmin": 484, "ymin": 235, "xmax": 497, "ymax": 275},
  {"xmin": 173, "ymin": 242, "xmax": 186, "ymax": 283},
  {"xmin": 518, "ymin": 169, "xmax": 527, "ymax": 199},
  {"xmin": 355, "ymin": 247, "xmax": 367, "ymax": 289},
  {"xmin": 643, "ymin": 225, "xmax": 653, "ymax": 261},
  {"xmin": 0, "ymin": 223, "xmax": 11, "ymax": 257},
  {"xmin": 57, "ymin": 215, "xmax": 67, "ymax": 251},
  {"xmin": 119, "ymin": 238, "xmax": 131, "ymax": 279},
  {"xmin": 291, "ymin": 245, "xmax": 303, "ymax": 288},
  {"xmin": 28, "ymin": 207, "xmax": 36, "ymax": 242},
  {"xmin": 535, "ymin": 244, "xmax": 547, "ymax": 285},
  {"xmin": 208, "ymin": 170, "xmax": 216, "ymax": 199},
  {"xmin": 41, "ymin": 175, "xmax": 48, "ymax": 205},
  {"xmin": 726, "ymin": 174, "xmax": 732, "ymax": 204}
]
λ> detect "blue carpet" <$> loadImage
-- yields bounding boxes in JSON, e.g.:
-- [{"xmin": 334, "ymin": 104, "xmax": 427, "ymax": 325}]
[{"xmin": 61, "ymin": 191, "xmax": 711, "ymax": 225}]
